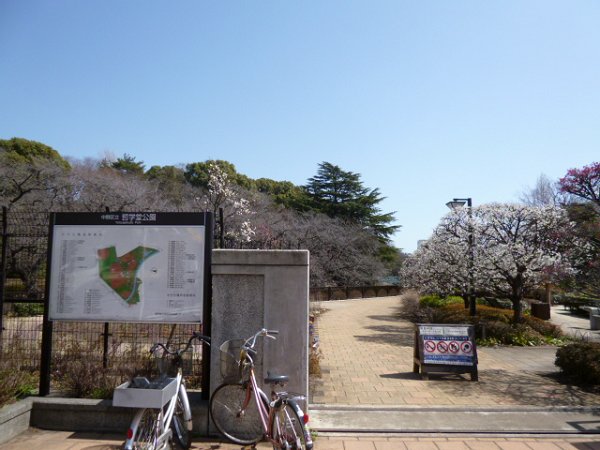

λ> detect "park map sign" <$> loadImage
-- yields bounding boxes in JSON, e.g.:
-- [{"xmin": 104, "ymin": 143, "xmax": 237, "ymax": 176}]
[{"xmin": 47, "ymin": 212, "xmax": 211, "ymax": 323}]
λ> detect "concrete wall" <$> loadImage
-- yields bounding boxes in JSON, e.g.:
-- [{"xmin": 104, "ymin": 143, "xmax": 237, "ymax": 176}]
[{"xmin": 210, "ymin": 250, "xmax": 310, "ymax": 405}]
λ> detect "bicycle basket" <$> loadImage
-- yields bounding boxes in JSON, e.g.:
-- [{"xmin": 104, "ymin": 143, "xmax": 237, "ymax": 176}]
[
  {"xmin": 219, "ymin": 339, "xmax": 244, "ymax": 383},
  {"xmin": 152, "ymin": 344, "xmax": 190, "ymax": 378}
]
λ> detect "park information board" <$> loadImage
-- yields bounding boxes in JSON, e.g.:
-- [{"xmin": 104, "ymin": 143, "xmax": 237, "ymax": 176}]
[{"xmin": 47, "ymin": 212, "xmax": 212, "ymax": 323}]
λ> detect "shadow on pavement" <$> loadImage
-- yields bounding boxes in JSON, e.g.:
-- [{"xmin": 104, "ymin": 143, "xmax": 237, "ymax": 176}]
[
  {"xmin": 380, "ymin": 372, "xmax": 421, "ymax": 380},
  {"xmin": 430, "ymin": 369, "xmax": 598, "ymax": 406},
  {"xmin": 355, "ymin": 325, "xmax": 414, "ymax": 346}
]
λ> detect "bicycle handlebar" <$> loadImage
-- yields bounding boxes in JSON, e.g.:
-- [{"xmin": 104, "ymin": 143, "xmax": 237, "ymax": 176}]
[
  {"xmin": 243, "ymin": 328, "xmax": 279, "ymax": 352},
  {"xmin": 150, "ymin": 333, "xmax": 211, "ymax": 357}
]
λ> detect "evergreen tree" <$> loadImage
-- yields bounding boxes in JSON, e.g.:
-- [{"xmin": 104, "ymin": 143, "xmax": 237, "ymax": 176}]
[
  {"xmin": 304, "ymin": 162, "xmax": 399, "ymax": 241},
  {"xmin": 109, "ymin": 153, "xmax": 145, "ymax": 175}
]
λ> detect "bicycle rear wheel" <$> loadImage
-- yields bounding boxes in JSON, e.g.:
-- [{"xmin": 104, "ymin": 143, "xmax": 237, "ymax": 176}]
[
  {"xmin": 130, "ymin": 408, "xmax": 159, "ymax": 450},
  {"xmin": 270, "ymin": 402, "xmax": 311, "ymax": 450},
  {"xmin": 209, "ymin": 382, "xmax": 265, "ymax": 445},
  {"xmin": 171, "ymin": 385, "xmax": 192, "ymax": 449}
]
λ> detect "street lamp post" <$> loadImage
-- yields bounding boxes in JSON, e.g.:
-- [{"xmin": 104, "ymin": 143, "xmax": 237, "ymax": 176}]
[{"xmin": 446, "ymin": 198, "xmax": 476, "ymax": 316}]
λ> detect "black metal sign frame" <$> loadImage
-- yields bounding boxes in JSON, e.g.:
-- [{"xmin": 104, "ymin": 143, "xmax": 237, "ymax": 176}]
[
  {"xmin": 40, "ymin": 211, "xmax": 213, "ymax": 397},
  {"xmin": 413, "ymin": 323, "xmax": 478, "ymax": 381}
]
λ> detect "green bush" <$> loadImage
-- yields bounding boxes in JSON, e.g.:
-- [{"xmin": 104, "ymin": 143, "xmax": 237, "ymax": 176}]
[
  {"xmin": 555, "ymin": 342, "xmax": 600, "ymax": 384},
  {"xmin": 419, "ymin": 295, "xmax": 464, "ymax": 308},
  {"xmin": 11, "ymin": 303, "xmax": 44, "ymax": 317},
  {"xmin": 523, "ymin": 315, "xmax": 563, "ymax": 339},
  {"xmin": 401, "ymin": 301, "xmax": 566, "ymax": 347}
]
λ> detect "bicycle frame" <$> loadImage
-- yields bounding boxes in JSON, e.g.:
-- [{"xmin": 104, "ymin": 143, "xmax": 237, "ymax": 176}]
[
  {"xmin": 241, "ymin": 355, "xmax": 302, "ymax": 448},
  {"xmin": 123, "ymin": 369, "xmax": 186, "ymax": 450},
  {"xmin": 211, "ymin": 329, "xmax": 311, "ymax": 448}
]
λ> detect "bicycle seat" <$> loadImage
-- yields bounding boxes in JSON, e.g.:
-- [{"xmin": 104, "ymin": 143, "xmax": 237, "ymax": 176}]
[{"xmin": 265, "ymin": 373, "xmax": 289, "ymax": 385}]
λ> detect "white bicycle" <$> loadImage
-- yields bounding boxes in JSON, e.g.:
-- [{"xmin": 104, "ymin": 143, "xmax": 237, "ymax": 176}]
[{"xmin": 116, "ymin": 332, "xmax": 211, "ymax": 450}]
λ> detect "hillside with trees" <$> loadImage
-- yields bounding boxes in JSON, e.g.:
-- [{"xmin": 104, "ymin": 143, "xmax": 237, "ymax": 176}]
[{"xmin": 0, "ymin": 137, "xmax": 404, "ymax": 287}]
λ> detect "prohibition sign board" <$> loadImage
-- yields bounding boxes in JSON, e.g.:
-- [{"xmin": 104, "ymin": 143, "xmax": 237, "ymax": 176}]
[{"xmin": 413, "ymin": 323, "xmax": 478, "ymax": 381}]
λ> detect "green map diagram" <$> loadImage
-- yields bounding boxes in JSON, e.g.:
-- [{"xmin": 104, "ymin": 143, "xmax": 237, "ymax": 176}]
[{"xmin": 97, "ymin": 246, "xmax": 159, "ymax": 305}]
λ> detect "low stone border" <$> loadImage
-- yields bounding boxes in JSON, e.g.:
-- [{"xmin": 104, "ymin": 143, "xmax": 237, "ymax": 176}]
[
  {"xmin": 0, "ymin": 398, "xmax": 33, "ymax": 445},
  {"xmin": 0, "ymin": 394, "xmax": 210, "ymax": 445}
]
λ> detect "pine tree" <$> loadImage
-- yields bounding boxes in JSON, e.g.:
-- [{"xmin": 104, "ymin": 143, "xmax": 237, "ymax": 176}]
[{"xmin": 304, "ymin": 162, "xmax": 399, "ymax": 241}]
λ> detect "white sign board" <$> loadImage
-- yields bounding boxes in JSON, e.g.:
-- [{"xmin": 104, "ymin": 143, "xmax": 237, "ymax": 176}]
[
  {"xmin": 418, "ymin": 324, "xmax": 475, "ymax": 366},
  {"xmin": 47, "ymin": 212, "xmax": 210, "ymax": 323}
]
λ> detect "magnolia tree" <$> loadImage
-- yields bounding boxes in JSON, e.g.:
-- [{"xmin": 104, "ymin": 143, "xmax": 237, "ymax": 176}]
[{"xmin": 404, "ymin": 203, "xmax": 580, "ymax": 322}]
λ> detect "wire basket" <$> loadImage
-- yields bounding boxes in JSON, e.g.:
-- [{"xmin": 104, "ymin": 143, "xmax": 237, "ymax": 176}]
[
  {"xmin": 219, "ymin": 339, "xmax": 244, "ymax": 383},
  {"xmin": 151, "ymin": 345, "xmax": 186, "ymax": 378}
]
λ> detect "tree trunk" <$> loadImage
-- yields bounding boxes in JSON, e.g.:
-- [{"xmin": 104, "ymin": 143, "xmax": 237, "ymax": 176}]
[
  {"xmin": 511, "ymin": 294, "xmax": 522, "ymax": 323},
  {"xmin": 511, "ymin": 271, "xmax": 525, "ymax": 323}
]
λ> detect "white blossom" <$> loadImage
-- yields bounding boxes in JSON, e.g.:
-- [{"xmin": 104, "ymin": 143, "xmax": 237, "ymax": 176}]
[{"xmin": 403, "ymin": 203, "xmax": 582, "ymax": 321}]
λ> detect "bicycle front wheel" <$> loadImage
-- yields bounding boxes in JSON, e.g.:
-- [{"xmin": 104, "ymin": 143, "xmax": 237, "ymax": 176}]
[
  {"xmin": 130, "ymin": 408, "xmax": 160, "ymax": 450},
  {"xmin": 210, "ymin": 382, "xmax": 265, "ymax": 445},
  {"xmin": 171, "ymin": 385, "xmax": 192, "ymax": 449},
  {"xmin": 270, "ymin": 402, "xmax": 311, "ymax": 450}
]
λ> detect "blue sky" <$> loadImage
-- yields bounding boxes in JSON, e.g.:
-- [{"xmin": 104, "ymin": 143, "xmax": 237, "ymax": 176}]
[{"xmin": 1, "ymin": 1, "xmax": 599, "ymax": 252}]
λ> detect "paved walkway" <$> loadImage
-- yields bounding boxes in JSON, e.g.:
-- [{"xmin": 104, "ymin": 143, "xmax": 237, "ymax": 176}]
[
  {"xmin": 310, "ymin": 296, "xmax": 600, "ymax": 408},
  {"xmin": 550, "ymin": 305, "xmax": 600, "ymax": 342},
  {"xmin": 4, "ymin": 428, "xmax": 600, "ymax": 450}
]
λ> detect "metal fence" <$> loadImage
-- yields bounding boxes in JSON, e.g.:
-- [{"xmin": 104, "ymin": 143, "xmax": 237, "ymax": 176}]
[{"xmin": 0, "ymin": 209, "xmax": 48, "ymax": 375}]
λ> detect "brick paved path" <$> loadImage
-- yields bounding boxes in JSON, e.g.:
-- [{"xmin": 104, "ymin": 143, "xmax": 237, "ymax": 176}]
[
  {"xmin": 4, "ymin": 428, "xmax": 600, "ymax": 450},
  {"xmin": 310, "ymin": 296, "xmax": 600, "ymax": 407}
]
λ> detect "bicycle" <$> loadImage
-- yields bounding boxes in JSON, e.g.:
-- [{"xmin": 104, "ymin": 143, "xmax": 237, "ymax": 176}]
[
  {"xmin": 209, "ymin": 329, "xmax": 313, "ymax": 450},
  {"xmin": 115, "ymin": 331, "xmax": 211, "ymax": 450}
]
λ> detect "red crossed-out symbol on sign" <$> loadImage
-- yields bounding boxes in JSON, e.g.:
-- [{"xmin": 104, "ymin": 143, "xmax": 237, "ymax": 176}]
[
  {"xmin": 424, "ymin": 340, "xmax": 436, "ymax": 353},
  {"xmin": 436, "ymin": 341, "xmax": 448, "ymax": 353},
  {"xmin": 448, "ymin": 341, "xmax": 460, "ymax": 353},
  {"xmin": 461, "ymin": 341, "xmax": 473, "ymax": 354}
]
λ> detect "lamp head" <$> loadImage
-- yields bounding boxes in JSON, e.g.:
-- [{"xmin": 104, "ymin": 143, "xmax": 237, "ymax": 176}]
[{"xmin": 446, "ymin": 199, "xmax": 467, "ymax": 210}]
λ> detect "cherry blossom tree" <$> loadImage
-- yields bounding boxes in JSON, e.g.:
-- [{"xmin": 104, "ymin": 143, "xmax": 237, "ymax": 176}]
[{"xmin": 405, "ymin": 203, "xmax": 580, "ymax": 322}]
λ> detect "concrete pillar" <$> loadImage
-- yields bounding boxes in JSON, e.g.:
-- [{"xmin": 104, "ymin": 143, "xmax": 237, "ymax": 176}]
[{"xmin": 210, "ymin": 250, "xmax": 309, "ymax": 406}]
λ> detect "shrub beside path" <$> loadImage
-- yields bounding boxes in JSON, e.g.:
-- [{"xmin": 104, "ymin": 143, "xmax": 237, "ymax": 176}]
[{"xmin": 310, "ymin": 295, "xmax": 600, "ymax": 407}]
